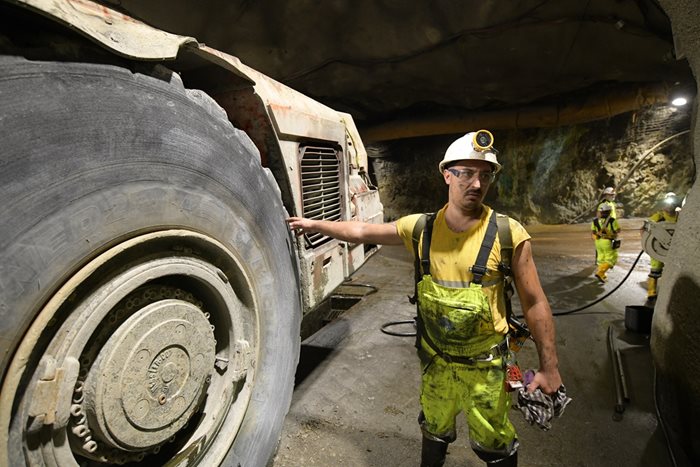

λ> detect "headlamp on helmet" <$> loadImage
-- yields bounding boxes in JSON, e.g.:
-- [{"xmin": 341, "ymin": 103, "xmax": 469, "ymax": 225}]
[
  {"xmin": 663, "ymin": 194, "xmax": 682, "ymax": 210},
  {"xmin": 473, "ymin": 130, "xmax": 494, "ymax": 151},
  {"xmin": 438, "ymin": 129, "xmax": 502, "ymax": 174}
]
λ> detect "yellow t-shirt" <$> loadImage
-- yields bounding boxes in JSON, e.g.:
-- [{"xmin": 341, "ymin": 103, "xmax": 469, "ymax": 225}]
[{"xmin": 395, "ymin": 204, "xmax": 531, "ymax": 334}]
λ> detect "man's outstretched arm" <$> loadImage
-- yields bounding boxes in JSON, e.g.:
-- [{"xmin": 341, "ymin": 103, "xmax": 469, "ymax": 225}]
[{"xmin": 286, "ymin": 217, "xmax": 404, "ymax": 245}]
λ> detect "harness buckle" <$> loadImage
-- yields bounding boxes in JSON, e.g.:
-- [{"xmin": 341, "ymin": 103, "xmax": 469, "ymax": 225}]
[
  {"xmin": 441, "ymin": 340, "xmax": 508, "ymax": 365},
  {"xmin": 497, "ymin": 262, "xmax": 512, "ymax": 276},
  {"xmin": 480, "ymin": 339, "xmax": 509, "ymax": 361},
  {"xmin": 475, "ymin": 353, "xmax": 495, "ymax": 363}
]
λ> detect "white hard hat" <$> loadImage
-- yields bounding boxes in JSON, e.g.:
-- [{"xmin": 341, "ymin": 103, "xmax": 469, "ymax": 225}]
[
  {"xmin": 438, "ymin": 130, "xmax": 502, "ymax": 174},
  {"xmin": 603, "ymin": 187, "xmax": 615, "ymax": 195},
  {"xmin": 663, "ymin": 194, "xmax": 682, "ymax": 210}
]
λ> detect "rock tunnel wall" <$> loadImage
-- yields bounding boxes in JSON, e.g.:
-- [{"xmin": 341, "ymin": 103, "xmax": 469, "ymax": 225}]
[
  {"xmin": 368, "ymin": 104, "xmax": 694, "ymax": 225},
  {"xmin": 653, "ymin": 1, "xmax": 700, "ymax": 465}
]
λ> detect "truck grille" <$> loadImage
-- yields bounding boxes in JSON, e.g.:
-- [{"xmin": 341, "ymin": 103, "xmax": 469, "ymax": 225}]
[{"xmin": 300, "ymin": 145, "xmax": 342, "ymax": 248}]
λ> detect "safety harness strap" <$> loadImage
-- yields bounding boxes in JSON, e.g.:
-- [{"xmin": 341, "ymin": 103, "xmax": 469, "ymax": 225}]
[
  {"xmin": 410, "ymin": 213, "xmax": 432, "ymax": 350},
  {"xmin": 496, "ymin": 214, "xmax": 514, "ymax": 323},
  {"xmin": 471, "ymin": 212, "xmax": 498, "ymax": 284},
  {"xmin": 412, "ymin": 209, "xmax": 502, "ymax": 290},
  {"xmin": 593, "ymin": 217, "xmax": 616, "ymax": 235},
  {"xmin": 409, "ymin": 213, "xmax": 433, "ymax": 305},
  {"xmin": 417, "ymin": 211, "xmax": 498, "ymax": 284},
  {"xmin": 421, "ymin": 214, "xmax": 436, "ymax": 276}
]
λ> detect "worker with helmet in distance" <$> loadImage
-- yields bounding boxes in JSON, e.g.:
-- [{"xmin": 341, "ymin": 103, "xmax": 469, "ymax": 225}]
[
  {"xmin": 288, "ymin": 130, "xmax": 564, "ymax": 467},
  {"xmin": 598, "ymin": 186, "xmax": 618, "ymax": 219},
  {"xmin": 591, "ymin": 202, "xmax": 620, "ymax": 283},
  {"xmin": 643, "ymin": 192, "xmax": 683, "ymax": 304}
]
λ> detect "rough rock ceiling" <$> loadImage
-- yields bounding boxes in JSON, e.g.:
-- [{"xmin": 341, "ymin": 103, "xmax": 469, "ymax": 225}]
[{"xmin": 111, "ymin": 0, "xmax": 694, "ymax": 139}]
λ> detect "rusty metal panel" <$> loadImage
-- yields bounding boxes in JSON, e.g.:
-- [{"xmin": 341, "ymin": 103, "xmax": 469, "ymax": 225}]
[
  {"xmin": 13, "ymin": 0, "xmax": 197, "ymax": 59},
  {"xmin": 269, "ymin": 104, "xmax": 345, "ymax": 143},
  {"xmin": 296, "ymin": 243, "xmax": 347, "ymax": 313},
  {"xmin": 353, "ymin": 190, "xmax": 384, "ymax": 225}
]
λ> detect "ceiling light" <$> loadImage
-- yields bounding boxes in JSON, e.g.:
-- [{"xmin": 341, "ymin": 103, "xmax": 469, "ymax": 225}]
[{"xmin": 671, "ymin": 97, "xmax": 688, "ymax": 106}]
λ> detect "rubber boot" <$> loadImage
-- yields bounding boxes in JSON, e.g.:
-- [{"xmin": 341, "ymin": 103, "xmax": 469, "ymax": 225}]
[
  {"xmin": 420, "ymin": 437, "xmax": 447, "ymax": 467},
  {"xmin": 486, "ymin": 452, "xmax": 518, "ymax": 466},
  {"xmin": 646, "ymin": 276, "xmax": 658, "ymax": 307},
  {"xmin": 594, "ymin": 263, "xmax": 610, "ymax": 283},
  {"xmin": 474, "ymin": 449, "xmax": 518, "ymax": 467},
  {"xmin": 647, "ymin": 276, "xmax": 658, "ymax": 299}
]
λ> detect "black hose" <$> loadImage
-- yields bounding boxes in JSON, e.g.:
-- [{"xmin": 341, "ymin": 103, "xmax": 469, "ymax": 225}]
[
  {"xmin": 380, "ymin": 319, "xmax": 416, "ymax": 336},
  {"xmin": 548, "ymin": 249, "xmax": 645, "ymax": 317},
  {"xmin": 339, "ymin": 281, "xmax": 378, "ymax": 295}
]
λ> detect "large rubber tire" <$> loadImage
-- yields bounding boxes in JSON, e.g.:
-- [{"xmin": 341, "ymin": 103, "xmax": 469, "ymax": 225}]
[{"xmin": 0, "ymin": 57, "xmax": 300, "ymax": 466}]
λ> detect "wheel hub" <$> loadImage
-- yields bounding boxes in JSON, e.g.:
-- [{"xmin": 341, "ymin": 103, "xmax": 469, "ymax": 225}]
[{"xmin": 83, "ymin": 299, "xmax": 216, "ymax": 451}]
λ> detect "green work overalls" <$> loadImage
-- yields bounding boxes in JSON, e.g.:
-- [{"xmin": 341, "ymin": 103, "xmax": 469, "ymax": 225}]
[{"xmin": 414, "ymin": 212, "xmax": 518, "ymax": 456}]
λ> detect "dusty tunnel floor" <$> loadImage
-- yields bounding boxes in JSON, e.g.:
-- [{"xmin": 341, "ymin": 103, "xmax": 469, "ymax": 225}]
[{"xmin": 271, "ymin": 219, "xmax": 671, "ymax": 467}]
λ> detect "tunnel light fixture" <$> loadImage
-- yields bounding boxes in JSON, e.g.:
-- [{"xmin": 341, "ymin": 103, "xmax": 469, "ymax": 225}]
[{"xmin": 671, "ymin": 97, "xmax": 688, "ymax": 106}]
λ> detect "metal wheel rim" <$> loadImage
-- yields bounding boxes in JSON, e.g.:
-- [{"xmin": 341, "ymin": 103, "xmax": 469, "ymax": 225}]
[{"xmin": 0, "ymin": 230, "xmax": 258, "ymax": 466}]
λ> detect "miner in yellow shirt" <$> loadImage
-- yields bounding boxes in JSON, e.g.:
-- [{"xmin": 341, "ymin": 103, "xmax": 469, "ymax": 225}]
[{"xmin": 288, "ymin": 130, "xmax": 562, "ymax": 467}]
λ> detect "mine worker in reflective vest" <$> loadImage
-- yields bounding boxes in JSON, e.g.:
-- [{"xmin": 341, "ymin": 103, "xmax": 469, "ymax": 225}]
[
  {"xmin": 287, "ymin": 130, "xmax": 565, "ymax": 467},
  {"xmin": 644, "ymin": 193, "xmax": 682, "ymax": 303},
  {"xmin": 591, "ymin": 203, "xmax": 620, "ymax": 283}
]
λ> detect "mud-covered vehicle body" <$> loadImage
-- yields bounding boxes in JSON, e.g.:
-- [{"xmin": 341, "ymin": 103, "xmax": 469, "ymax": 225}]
[{"xmin": 0, "ymin": 1, "xmax": 383, "ymax": 465}]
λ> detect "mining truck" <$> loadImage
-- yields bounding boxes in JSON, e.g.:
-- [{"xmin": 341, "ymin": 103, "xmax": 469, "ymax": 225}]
[{"xmin": 0, "ymin": 1, "xmax": 384, "ymax": 465}]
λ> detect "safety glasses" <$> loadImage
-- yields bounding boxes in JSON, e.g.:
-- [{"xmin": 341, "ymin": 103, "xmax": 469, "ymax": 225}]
[{"xmin": 446, "ymin": 168, "xmax": 496, "ymax": 184}]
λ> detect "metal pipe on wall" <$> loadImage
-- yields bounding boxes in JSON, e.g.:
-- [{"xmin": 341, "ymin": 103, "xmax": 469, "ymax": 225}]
[{"xmin": 361, "ymin": 83, "xmax": 672, "ymax": 142}]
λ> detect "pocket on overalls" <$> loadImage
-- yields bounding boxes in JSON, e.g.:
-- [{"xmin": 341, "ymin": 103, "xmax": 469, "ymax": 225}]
[{"xmin": 418, "ymin": 279, "xmax": 495, "ymax": 351}]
